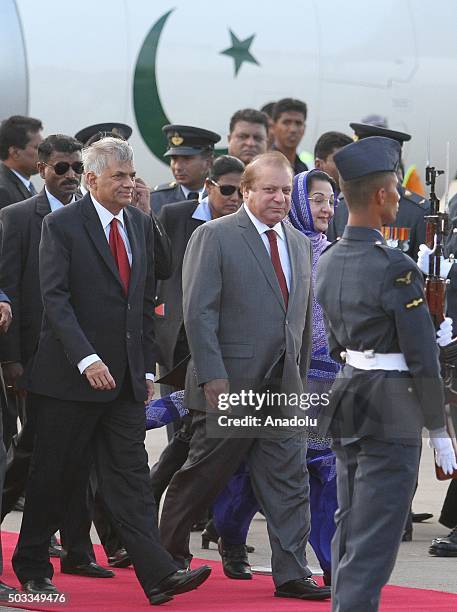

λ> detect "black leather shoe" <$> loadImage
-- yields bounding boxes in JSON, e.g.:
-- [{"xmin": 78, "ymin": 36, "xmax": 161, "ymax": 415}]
[
  {"xmin": 218, "ymin": 541, "xmax": 252, "ymax": 580},
  {"xmin": 412, "ymin": 512, "xmax": 433, "ymax": 523},
  {"xmin": 49, "ymin": 533, "xmax": 63, "ymax": 558},
  {"xmin": 323, "ymin": 570, "xmax": 331, "ymax": 586},
  {"xmin": 108, "ymin": 548, "xmax": 132, "ymax": 568},
  {"xmin": 275, "ymin": 577, "xmax": 331, "ymax": 600},
  {"xmin": 429, "ymin": 526, "xmax": 457, "ymax": 557},
  {"xmin": 402, "ymin": 527, "xmax": 413, "ymax": 542},
  {"xmin": 148, "ymin": 565, "xmax": 211, "ymax": 605},
  {"xmin": 201, "ymin": 519, "xmax": 255, "ymax": 553},
  {"xmin": 61, "ymin": 561, "xmax": 114, "ymax": 578},
  {"xmin": 0, "ymin": 581, "xmax": 18, "ymax": 600},
  {"xmin": 22, "ymin": 578, "xmax": 59, "ymax": 594}
]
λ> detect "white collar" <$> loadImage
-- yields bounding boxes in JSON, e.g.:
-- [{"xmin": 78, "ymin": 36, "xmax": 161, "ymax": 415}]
[
  {"xmin": 192, "ymin": 196, "xmax": 212, "ymax": 222},
  {"xmin": 11, "ymin": 168, "xmax": 32, "ymax": 190},
  {"xmin": 45, "ymin": 186, "xmax": 75, "ymax": 209},
  {"xmin": 243, "ymin": 203, "xmax": 285, "ymax": 240},
  {"xmin": 181, "ymin": 185, "xmax": 204, "ymax": 201},
  {"xmin": 90, "ymin": 194, "xmax": 125, "ymax": 230}
]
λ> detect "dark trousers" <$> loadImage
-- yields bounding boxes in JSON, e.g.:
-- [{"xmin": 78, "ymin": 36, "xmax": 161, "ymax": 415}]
[
  {"xmin": 440, "ymin": 478, "xmax": 457, "ymax": 528},
  {"xmin": 12, "ymin": 382, "xmax": 177, "ymax": 596},
  {"xmin": 2, "ymin": 393, "xmax": 95, "ymax": 566},
  {"xmin": 0, "ymin": 394, "xmax": 7, "ymax": 574},
  {"xmin": 331, "ymin": 439, "xmax": 420, "ymax": 612},
  {"xmin": 90, "ymin": 473, "xmax": 124, "ymax": 558},
  {"xmin": 159, "ymin": 410, "xmax": 310, "ymax": 587}
]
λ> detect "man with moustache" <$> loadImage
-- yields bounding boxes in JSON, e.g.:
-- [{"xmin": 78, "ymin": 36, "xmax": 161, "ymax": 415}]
[
  {"xmin": 0, "ymin": 134, "xmax": 111, "ymax": 577},
  {"xmin": 272, "ymin": 98, "xmax": 308, "ymax": 175},
  {"xmin": 12, "ymin": 137, "xmax": 211, "ymax": 603}
]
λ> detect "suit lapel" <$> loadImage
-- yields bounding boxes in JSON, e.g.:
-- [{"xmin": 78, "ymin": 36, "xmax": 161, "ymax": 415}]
[
  {"xmin": 282, "ymin": 223, "xmax": 299, "ymax": 313},
  {"xmin": 123, "ymin": 207, "xmax": 141, "ymax": 297},
  {"xmin": 185, "ymin": 203, "xmax": 205, "ymax": 242},
  {"xmin": 237, "ymin": 208, "xmax": 286, "ymax": 311},
  {"xmin": 2, "ymin": 165, "xmax": 32, "ymax": 200},
  {"xmin": 34, "ymin": 190, "xmax": 51, "ymax": 236},
  {"xmin": 81, "ymin": 194, "xmax": 125, "ymax": 291}
]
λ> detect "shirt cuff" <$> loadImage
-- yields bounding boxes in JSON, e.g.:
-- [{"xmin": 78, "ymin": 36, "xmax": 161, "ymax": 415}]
[
  {"xmin": 428, "ymin": 427, "xmax": 448, "ymax": 438},
  {"xmin": 78, "ymin": 354, "xmax": 101, "ymax": 374},
  {"xmin": 145, "ymin": 373, "xmax": 155, "ymax": 382}
]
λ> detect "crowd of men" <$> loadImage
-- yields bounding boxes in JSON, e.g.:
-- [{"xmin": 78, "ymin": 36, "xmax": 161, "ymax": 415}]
[{"xmin": 0, "ymin": 99, "xmax": 455, "ymax": 612}]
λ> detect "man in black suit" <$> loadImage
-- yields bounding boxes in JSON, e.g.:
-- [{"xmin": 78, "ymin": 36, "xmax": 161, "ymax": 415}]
[
  {"xmin": 0, "ymin": 116, "xmax": 43, "ymax": 209},
  {"xmin": 0, "ymin": 291, "xmax": 18, "ymax": 599},
  {"xmin": 0, "ymin": 115, "xmax": 44, "ymax": 446},
  {"xmin": 0, "ymin": 134, "xmax": 112, "ymax": 578},
  {"xmin": 12, "ymin": 137, "xmax": 210, "ymax": 604}
]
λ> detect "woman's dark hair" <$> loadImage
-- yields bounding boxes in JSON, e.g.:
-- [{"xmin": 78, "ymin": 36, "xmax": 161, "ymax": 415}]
[
  {"xmin": 306, "ymin": 169, "xmax": 337, "ymax": 192},
  {"xmin": 208, "ymin": 155, "xmax": 245, "ymax": 181}
]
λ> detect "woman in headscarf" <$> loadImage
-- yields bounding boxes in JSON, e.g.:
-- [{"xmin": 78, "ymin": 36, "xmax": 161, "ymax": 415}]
[{"xmin": 288, "ymin": 168, "xmax": 340, "ymax": 585}]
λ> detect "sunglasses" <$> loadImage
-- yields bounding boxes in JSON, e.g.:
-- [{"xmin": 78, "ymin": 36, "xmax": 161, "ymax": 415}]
[
  {"xmin": 45, "ymin": 161, "xmax": 84, "ymax": 175},
  {"xmin": 210, "ymin": 180, "xmax": 242, "ymax": 198}
]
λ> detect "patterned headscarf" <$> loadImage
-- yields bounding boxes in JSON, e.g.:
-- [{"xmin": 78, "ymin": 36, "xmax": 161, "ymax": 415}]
[{"xmin": 288, "ymin": 170, "xmax": 339, "ymax": 381}]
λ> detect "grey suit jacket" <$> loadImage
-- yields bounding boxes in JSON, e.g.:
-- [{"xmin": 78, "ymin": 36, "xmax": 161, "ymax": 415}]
[
  {"xmin": 0, "ymin": 163, "xmax": 32, "ymax": 209},
  {"xmin": 182, "ymin": 206, "xmax": 313, "ymax": 412}
]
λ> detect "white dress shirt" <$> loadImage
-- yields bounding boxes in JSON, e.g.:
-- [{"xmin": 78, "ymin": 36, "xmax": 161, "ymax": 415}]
[
  {"xmin": 77, "ymin": 196, "xmax": 153, "ymax": 381},
  {"xmin": 244, "ymin": 204, "xmax": 291, "ymax": 291},
  {"xmin": 192, "ymin": 197, "xmax": 212, "ymax": 222},
  {"xmin": 45, "ymin": 186, "xmax": 76, "ymax": 212}
]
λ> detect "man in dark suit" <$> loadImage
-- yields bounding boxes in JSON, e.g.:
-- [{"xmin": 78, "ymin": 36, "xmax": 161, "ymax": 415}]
[
  {"xmin": 150, "ymin": 125, "xmax": 220, "ymax": 214},
  {"xmin": 12, "ymin": 137, "xmax": 210, "ymax": 603},
  {"xmin": 0, "ymin": 291, "xmax": 17, "ymax": 599},
  {"xmin": 160, "ymin": 152, "xmax": 330, "ymax": 601},
  {"xmin": 0, "ymin": 116, "xmax": 43, "ymax": 209},
  {"xmin": 150, "ymin": 155, "xmax": 245, "ymax": 503},
  {"xmin": 0, "ymin": 134, "xmax": 113, "ymax": 578}
]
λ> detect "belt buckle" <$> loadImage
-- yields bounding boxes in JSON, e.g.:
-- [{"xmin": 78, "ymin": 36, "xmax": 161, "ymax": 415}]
[{"xmin": 363, "ymin": 349, "xmax": 376, "ymax": 368}]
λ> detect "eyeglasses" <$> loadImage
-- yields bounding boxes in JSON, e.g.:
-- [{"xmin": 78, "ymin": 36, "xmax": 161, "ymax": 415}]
[
  {"xmin": 44, "ymin": 161, "xmax": 84, "ymax": 175},
  {"xmin": 308, "ymin": 195, "xmax": 335, "ymax": 206},
  {"xmin": 210, "ymin": 180, "xmax": 242, "ymax": 198}
]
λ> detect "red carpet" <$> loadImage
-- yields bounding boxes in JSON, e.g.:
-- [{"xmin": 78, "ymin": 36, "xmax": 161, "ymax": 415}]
[{"xmin": 1, "ymin": 532, "xmax": 456, "ymax": 611}]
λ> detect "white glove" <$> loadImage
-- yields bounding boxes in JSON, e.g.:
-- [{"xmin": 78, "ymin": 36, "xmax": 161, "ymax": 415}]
[
  {"xmin": 417, "ymin": 243, "xmax": 453, "ymax": 278},
  {"xmin": 429, "ymin": 435, "xmax": 457, "ymax": 475},
  {"xmin": 436, "ymin": 317, "xmax": 454, "ymax": 347}
]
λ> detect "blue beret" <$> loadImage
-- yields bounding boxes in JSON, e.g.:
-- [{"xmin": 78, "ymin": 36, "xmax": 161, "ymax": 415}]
[{"xmin": 334, "ymin": 136, "xmax": 401, "ymax": 181}]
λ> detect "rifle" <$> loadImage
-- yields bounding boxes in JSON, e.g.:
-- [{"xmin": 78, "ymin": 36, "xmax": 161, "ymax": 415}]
[
  {"xmin": 423, "ymin": 165, "xmax": 457, "ymax": 479},
  {"xmin": 424, "ymin": 165, "xmax": 446, "ymax": 326}
]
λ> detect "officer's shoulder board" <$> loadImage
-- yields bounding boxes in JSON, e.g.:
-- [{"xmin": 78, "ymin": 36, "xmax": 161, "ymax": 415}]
[
  {"xmin": 374, "ymin": 241, "xmax": 411, "ymax": 263},
  {"xmin": 153, "ymin": 181, "xmax": 177, "ymax": 193},
  {"xmin": 402, "ymin": 189, "xmax": 428, "ymax": 208}
]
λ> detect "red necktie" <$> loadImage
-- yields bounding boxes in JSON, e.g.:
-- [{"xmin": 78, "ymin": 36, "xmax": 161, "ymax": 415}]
[
  {"xmin": 265, "ymin": 229, "xmax": 289, "ymax": 308},
  {"xmin": 109, "ymin": 219, "xmax": 130, "ymax": 294}
]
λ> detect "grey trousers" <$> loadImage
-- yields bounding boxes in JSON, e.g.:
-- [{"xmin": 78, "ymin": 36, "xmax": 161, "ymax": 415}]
[
  {"xmin": 331, "ymin": 438, "xmax": 420, "ymax": 612},
  {"xmin": 159, "ymin": 410, "xmax": 311, "ymax": 587}
]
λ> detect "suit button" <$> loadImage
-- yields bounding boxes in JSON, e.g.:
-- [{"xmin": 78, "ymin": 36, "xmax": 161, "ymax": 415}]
[
  {"xmin": 285, "ymin": 319, "xmax": 289, "ymax": 325},
  {"xmin": 126, "ymin": 332, "xmax": 131, "ymax": 340},
  {"xmin": 127, "ymin": 303, "xmax": 131, "ymax": 310}
]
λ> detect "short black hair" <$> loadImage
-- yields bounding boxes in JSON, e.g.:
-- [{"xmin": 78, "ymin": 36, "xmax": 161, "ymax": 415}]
[
  {"xmin": 340, "ymin": 171, "xmax": 394, "ymax": 210},
  {"xmin": 260, "ymin": 102, "xmax": 275, "ymax": 117},
  {"xmin": 0, "ymin": 115, "xmax": 43, "ymax": 160},
  {"xmin": 229, "ymin": 108, "xmax": 269, "ymax": 134},
  {"xmin": 273, "ymin": 98, "xmax": 307, "ymax": 122},
  {"xmin": 306, "ymin": 169, "xmax": 337, "ymax": 192},
  {"xmin": 38, "ymin": 134, "xmax": 83, "ymax": 162},
  {"xmin": 314, "ymin": 131, "xmax": 353, "ymax": 160},
  {"xmin": 209, "ymin": 155, "xmax": 245, "ymax": 181}
]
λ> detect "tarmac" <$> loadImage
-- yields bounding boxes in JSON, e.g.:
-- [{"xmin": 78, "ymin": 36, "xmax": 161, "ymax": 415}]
[{"xmin": 1, "ymin": 426, "xmax": 456, "ymax": 611}]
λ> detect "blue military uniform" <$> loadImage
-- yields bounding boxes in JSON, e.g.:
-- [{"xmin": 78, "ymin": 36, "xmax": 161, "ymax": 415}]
[
  {"xmin": 327, "ymin": 123, "xmax": 429, "ymax": 260},
  {"xmin": 150, "ymin": 124, "xmax": 220, "ymax": 214},
  {"xmin": 316, "ymin": 136, "xmax": 446, "ymax": 612}
]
